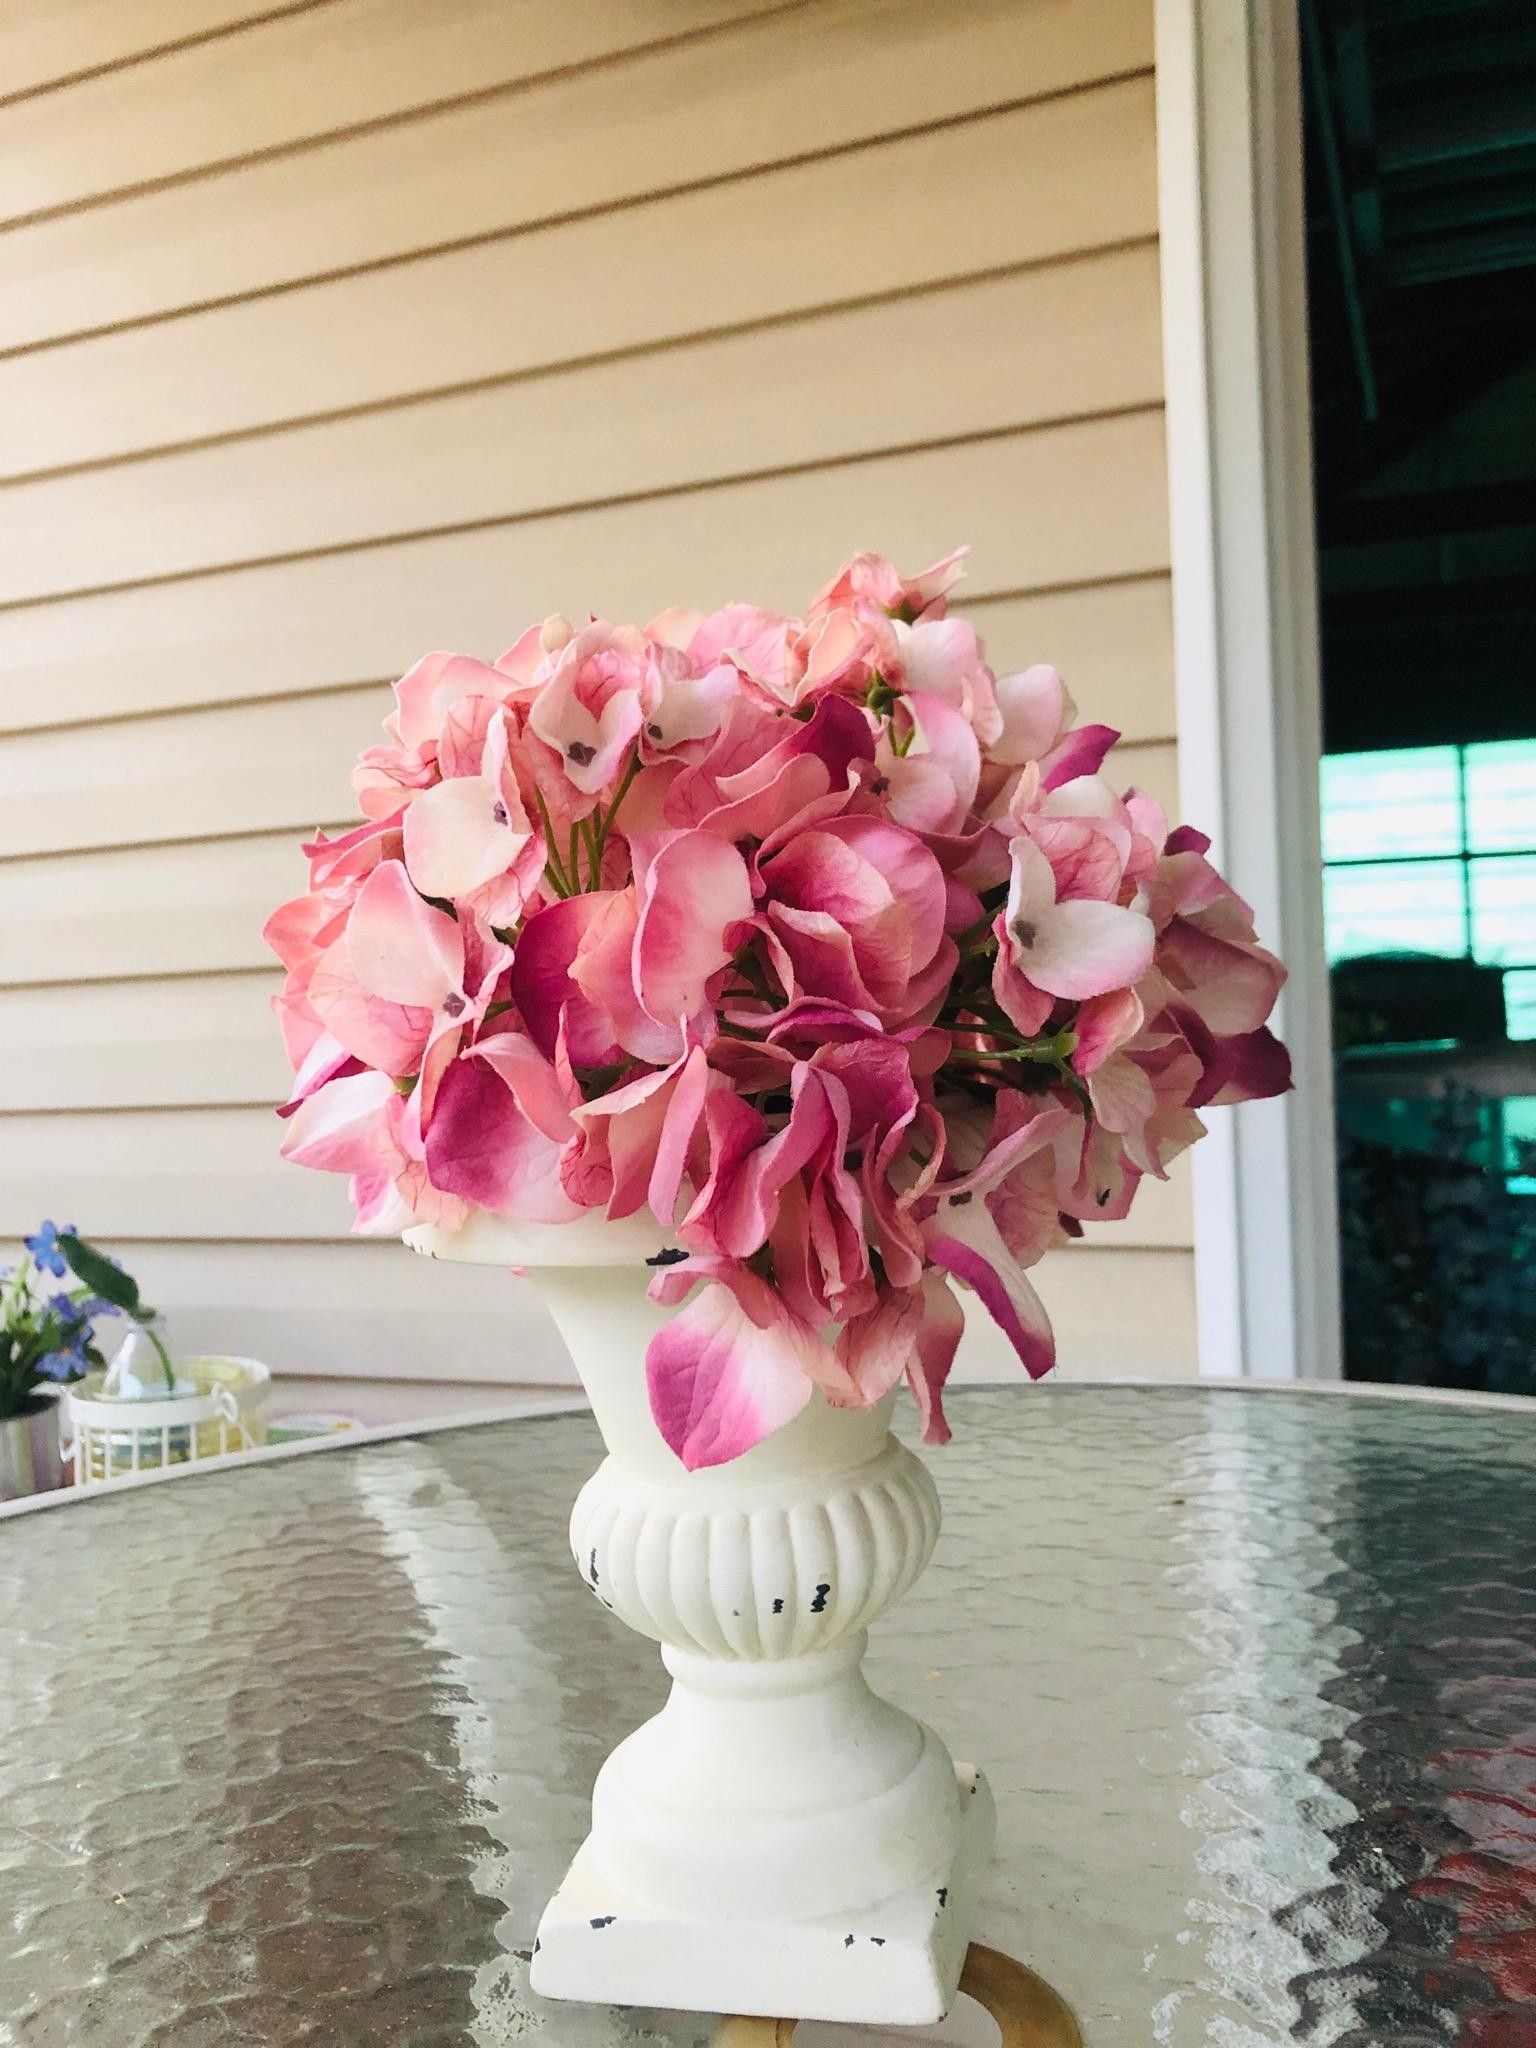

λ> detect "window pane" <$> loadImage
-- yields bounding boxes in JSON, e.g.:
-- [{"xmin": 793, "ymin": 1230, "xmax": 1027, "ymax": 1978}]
[
  {"xmin": 1501, "ymin": 1098, "xmax": 1536, "ymax": 1186},
  {"xmin": 1470, "ymin": 855, "xmax": 1536, "ymax": 966},
  {"xmin": 1505, "ymin": 969, "xmax": 1536, "ymax": 1042},
  {"xmin": 1324, "ymin": 859, "xmax": 1468, "ymax": 961},
  {"xmin": 1465, "ymin": 738, "xmax": 1536, "ymax": 854},
  {"xmin": 1320, "ymin": 747, "xmax": 1463, "ymax": 863}
]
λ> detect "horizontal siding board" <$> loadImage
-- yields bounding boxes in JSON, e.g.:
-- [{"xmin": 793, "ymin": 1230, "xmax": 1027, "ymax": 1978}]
[
  {"xmin": 0, "ymin": 972, "xmax": 288, "ymax": 1109},
  {"xmin": 0, "ymin": 81, "xmax": 1157, "ymax": 478},
  {"xmin": 100, "ymin": 1238, "xmax": 1192, "ymax": 1384},
  {"xmin": 0, "ymin": 0, "xmax": 1154, "ymax": 352},
  {"xmin": 0, "ymin": 1105, "xmax": 361, "ymax": 1237},
  {"xmin": 0, "ymin": 428, "xmax": 1172, "ymax": 732},
  {"xmin": 0, "ymin": 834, "xmax": 307, "ymax": 985},
  {"xmin": 0, "ymin": 0, "xmax": 792, "ymax": 224},
  {"xmin": 0, "ymin": 686, "xmax": 385, "ymax": 858},
  {"xmin": 0, "ymin": 1, "xmax": 312, "ymax": 104},
  {"xmin": 0, "ymin": 1104, "xmax": 1192, "ymax": 1246},
  {"xmin": 0, "ymin": 249, "xmax": 1165, "ymax": 603},
  {"xmin": 98, "ymin": 1239, "xmax": 579, "ymax": 1383}
]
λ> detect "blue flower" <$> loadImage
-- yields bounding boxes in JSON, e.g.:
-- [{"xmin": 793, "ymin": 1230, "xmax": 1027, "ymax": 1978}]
[
  {"xmin": 35, "ymin": 1348, "xmax": 86, "ymax": 1383},
  {"xmin": 24, "ymin": 1221, "xmax": 75, "ymax": 1281}
]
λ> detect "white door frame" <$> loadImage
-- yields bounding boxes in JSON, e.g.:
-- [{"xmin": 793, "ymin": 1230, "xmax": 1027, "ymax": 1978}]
[{"xmin": 1154, "ymin": 0, "xmax": 1342, "ymax": 1380}]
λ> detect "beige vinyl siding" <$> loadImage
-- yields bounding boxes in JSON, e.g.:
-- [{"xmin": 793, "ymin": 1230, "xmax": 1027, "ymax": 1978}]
[
  {"xmin": 0, "ymin": 1, "xmax": 318, "ymax": 106},
  {"xmin": 0, "ymin": 0, "xmax": 1190, "ymax": 1386}
]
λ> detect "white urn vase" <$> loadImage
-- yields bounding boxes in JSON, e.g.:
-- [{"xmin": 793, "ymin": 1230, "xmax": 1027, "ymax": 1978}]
[{"xmin": 406, "ymin": 1208, "xmax": 994, "ymax": 2023}]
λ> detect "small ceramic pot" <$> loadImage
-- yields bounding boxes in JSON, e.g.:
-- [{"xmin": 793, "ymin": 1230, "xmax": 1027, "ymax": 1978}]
[{"xmin": 0, "ymin": 1394, "xmax": 65, "ymax": 1502}]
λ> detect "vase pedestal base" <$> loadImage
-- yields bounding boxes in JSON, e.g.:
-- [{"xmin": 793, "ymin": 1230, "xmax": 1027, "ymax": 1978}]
[{"xmin": 530, "ymin": 1763, "xmax": 995, "ymax": 2024}]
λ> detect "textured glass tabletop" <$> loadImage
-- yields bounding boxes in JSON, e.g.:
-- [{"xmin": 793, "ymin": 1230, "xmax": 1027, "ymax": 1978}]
[{"xmin": 3, "ymin": 1385, "xmax": 1535, "ymax": 2047}]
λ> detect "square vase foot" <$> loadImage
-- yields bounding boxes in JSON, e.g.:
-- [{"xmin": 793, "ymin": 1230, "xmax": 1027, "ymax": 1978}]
[{"xmin": 529, "ymin": 1764, "xmax": 996, "ymax": 2025}]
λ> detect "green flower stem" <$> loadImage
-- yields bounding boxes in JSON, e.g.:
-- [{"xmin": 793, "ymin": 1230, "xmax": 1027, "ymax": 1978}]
[
  {"xmin": 579, "ymin": 816, "xmax": 602, "ymax": 891},
  {"xmin": 141, "ymin": 1322, "xmax": 175, "ymax": 1393},
  {"xmin": 590, "ymin": 750, "xmax": 641, "ymax": 876},
  {"xmin": 532, "ymin": 789, "xmax": 572, "ymax": 897}
]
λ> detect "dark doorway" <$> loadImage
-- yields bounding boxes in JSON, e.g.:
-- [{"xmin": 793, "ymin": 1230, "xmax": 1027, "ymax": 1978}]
[{"xmin": 1302, "ymin": 0, "xmax": 1536, "ymax": 1393}]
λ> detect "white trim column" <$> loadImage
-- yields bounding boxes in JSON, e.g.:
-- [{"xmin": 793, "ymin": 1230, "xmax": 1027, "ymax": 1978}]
[{"xmin": 1154, "ymin": 0, "xmax": 1342, "ymax": 1380}]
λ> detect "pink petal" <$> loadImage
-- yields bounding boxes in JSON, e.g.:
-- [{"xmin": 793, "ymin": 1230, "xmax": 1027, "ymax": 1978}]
[
  {"xmin": 925, "ymin": 1205, "xmax": 1056, "ymax": 1381},
  {"xmin": 1028, "ymin": 817, "xmax": 1125, "ymax": 903},
  {"xmin": 1005, "ymin": 835, "xmax": 1057, "ymax": 933},
  {"xmin": 423, "ymin": 1056, "xmax": 582, "ymax": 1222},
  {"xmin": 634, "ymin": 832, "xmax": 753, "ymax": 1029},
  {"xmin": 281, "ymin": 1070, "xmax": 399, "ymax": 1176},
  {"xmin": 394, "ymin": 650, "xmax": 510, "ymax": 751},
  {"xmin": 908, "ymin": 1271, "xmax": 965, "ymax": 1444},
  {"xmin": 936, "ymin": 1098, "xmax": 1072, "ymax": 1201},
  {"xmin": 991, "ymin": 664, "xmax": 1069, "ymax": 765},
  {"xmin": 345, "ymin": 861, "xmax": 464, "ymax": 1009},
  {"xmin": 1016, "ymin": 899, "xmax": 1155, "ymax": 1002},
  {"xmin": 648, "ymin": 1045, "xmax": 712, "ymax": 1227},
  {"xmin": 836, "ymin": 1288, "xmax": 923, "ymax": 1405},
  {"xmin": 276, "ymin": 1029, "xmax": 357, "ymax": 1117},
  {"xmin": 402, "ymin": 773, "xmax": 533, "ymax": 902},
  {"xmin": 643, "ymin": 663, "xmax": 741, "ymax": 752},
  {"xmin": 1159, "ymin": 917, "xmax": 1286, "ymax": 1034},
  {"xmin": 509, "ymin": 894, "xmax": 622, "ymax": 1066},
  {"xmin": 351, "ymin": 1167, "xmax": 415, "ymax": 1236},
  {"xmin": 467, "ymin": 1030, "xmax": 577, "ymax": 1144},
  {"xmin": 572, "ymin": 889, "xmax": 686, "ymax": 1065},
  {"xmin": 263, "ymin": 891, "xmax": 340, "ymax": 974},
  {"xmin": 644, "ymin": 1278, "xmax": 820, "ymax": 1470},
  {"xmin": 1072, "ymin": 988, "xmax": 1145, "ymax": 1074},
  {"xmin": 1087, "ymin": 1052, "xmax": 1158, "ymax": 1134},
  {"xmin": 308, "ymin": 945, "xmax": 432, "ymax": 1076}
]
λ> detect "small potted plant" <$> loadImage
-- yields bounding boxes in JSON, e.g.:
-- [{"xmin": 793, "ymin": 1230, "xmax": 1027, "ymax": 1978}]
[{"xmin": 1, "ymin": 1224, "xmax": 168, "ymax": 1501}]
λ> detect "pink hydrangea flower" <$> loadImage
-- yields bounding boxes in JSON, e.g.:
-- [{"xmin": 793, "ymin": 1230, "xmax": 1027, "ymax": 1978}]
[{"xmin": 271, "ymin": 546, "xmax": 1292, "ymax": 1467}]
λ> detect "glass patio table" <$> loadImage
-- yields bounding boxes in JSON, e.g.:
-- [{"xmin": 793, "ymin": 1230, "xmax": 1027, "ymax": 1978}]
[{"xmin": 3, "ymin": 1384, "xmax": 1534, "ymax": 2046}]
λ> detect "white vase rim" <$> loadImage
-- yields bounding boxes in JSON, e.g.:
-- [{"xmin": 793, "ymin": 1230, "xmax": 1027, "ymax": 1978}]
[{"xmin": 404, "ymin": 1206, "xmax": 677, "ymax": 1268}]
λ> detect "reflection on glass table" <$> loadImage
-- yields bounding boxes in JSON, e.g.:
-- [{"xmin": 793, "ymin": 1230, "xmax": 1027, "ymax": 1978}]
[{"xmin": 3, "ymin": 1387, "xmax": 1534, "ymax": 2047}]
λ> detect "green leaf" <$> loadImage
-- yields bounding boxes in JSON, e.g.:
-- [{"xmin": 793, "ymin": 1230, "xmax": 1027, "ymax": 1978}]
[{"xmin": 57, "ymin": 1233, "xmax": 141, "ymax": 1314}]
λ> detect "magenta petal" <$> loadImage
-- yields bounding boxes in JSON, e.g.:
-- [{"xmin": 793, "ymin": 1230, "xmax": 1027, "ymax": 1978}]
[
  {"xmin": 1164, "ymin": 823, "xmax": 1212, "ymax": 855},
  {"xmin": 424, "ymin": 1058, "xmax": 581, "ymax": 1222},
  {"xmin": 509, "ymin": 894, "xmax": 621, "ymax": 1066},
  {"xmin": 1210, "ymin": 1024, "xmax": 1293, "ymax": 1105},
  {"xmin": 645, "ymin": 1281, "xmax": 817, "ymax": 1469},
  {"xmin": 1040, "ymin": 723, "xmax": 1119, "ymax": 791}
]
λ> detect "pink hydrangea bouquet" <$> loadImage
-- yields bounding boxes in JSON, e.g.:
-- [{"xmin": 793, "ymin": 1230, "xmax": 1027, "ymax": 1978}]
[{"xmin": 268, "ymin": 549, "xmax": 1288, "ymax": 1466}]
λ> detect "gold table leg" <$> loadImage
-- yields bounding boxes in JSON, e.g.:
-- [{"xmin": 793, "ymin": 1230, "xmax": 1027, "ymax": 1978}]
[{"xmin": 715, "ymin": 1943, "xmax": 1083, "ymax": 2047}]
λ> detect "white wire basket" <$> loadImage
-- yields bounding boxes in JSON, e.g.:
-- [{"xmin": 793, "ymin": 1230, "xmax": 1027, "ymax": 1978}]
[{"xmin": 64, "ymin": 1355, "xmax": 271, "ymax": 1487}]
